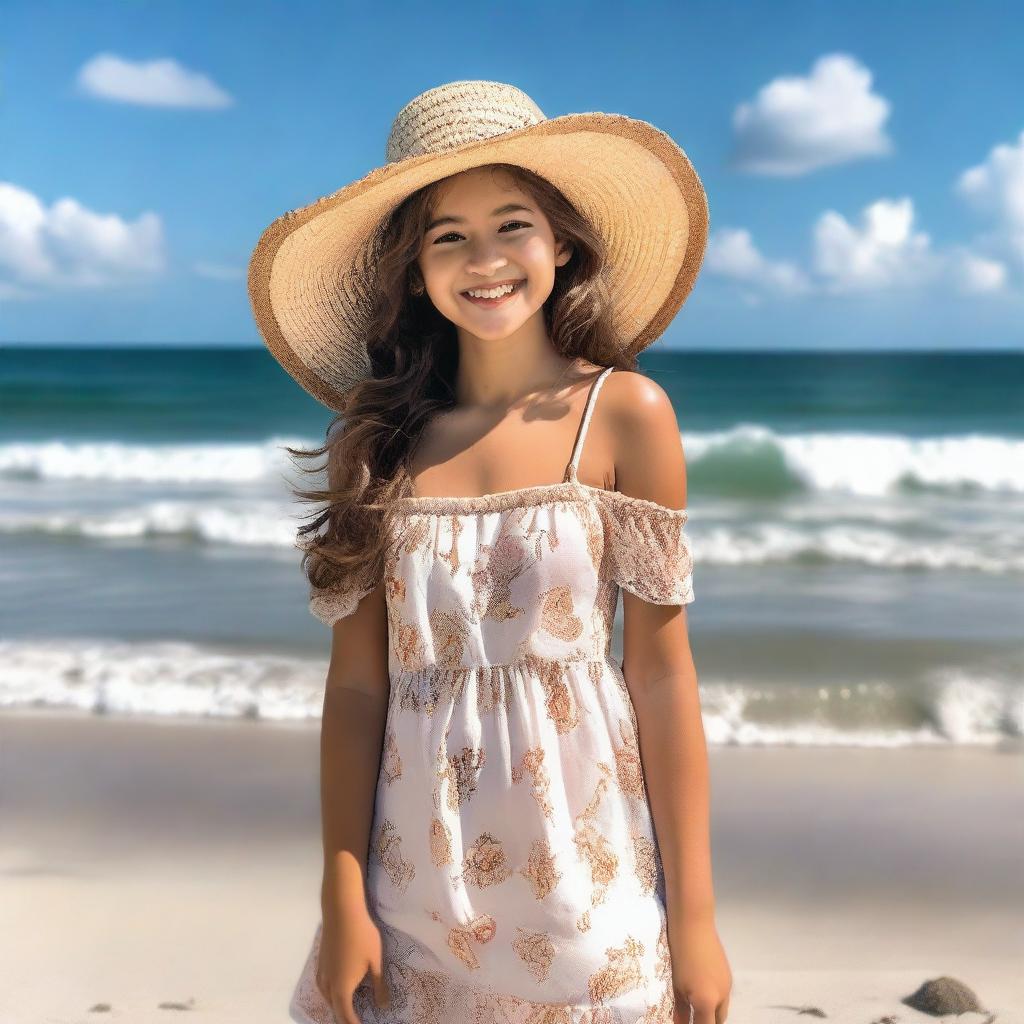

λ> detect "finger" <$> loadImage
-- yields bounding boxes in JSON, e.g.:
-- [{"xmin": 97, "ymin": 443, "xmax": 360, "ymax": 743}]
[
  {"xmin": 692, "ymin": 995, "xmax": 716, "ymax": 1024},
  {"xmin": 368, "ymin": 957, "xmax": 391, "ymax": 1010},
  {"xmin": 717, "ymin": 993, "xmax": 730, "ymax": 1024},
  {"xmin": 315, "ymin": 973, "xmax": 330, "ymax": 1006},
  {"xmin": 332, "ymin": 989, "xmax": 360, "ymax": 1024},
  {"xmin": 315, "ymin": 958, "xmax": 333, "ymax": 1006}
]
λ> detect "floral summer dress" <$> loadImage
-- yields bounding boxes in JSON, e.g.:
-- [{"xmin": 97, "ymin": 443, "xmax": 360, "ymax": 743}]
[{"xmin": 289, "ymin": 366, "xmax": 695, "ymax": 1024}]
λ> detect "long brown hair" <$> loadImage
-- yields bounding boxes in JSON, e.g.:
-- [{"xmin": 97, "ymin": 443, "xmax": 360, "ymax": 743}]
[{"xmin": 289, "ymin": 162, "xmax": 637, "ymax": 593}]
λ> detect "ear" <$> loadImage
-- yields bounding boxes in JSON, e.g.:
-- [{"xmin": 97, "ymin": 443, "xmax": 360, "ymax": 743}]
[{"xmin": 554, "ymin": 240, "xmax": 573, "ymax": 267}]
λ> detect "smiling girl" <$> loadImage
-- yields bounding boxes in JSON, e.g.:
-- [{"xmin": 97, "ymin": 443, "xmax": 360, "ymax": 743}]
[{"xmin": 248, "ymin": 79, "xmax": 730, "ymax": 1024}]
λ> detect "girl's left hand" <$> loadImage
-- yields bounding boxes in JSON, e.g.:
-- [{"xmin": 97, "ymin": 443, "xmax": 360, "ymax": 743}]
[{"xmin": 668, "ymin": 914, "xmax": 732, "ymax": 1024}]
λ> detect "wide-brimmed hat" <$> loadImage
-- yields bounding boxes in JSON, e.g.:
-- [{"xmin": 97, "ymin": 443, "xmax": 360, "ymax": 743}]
[{"xmin": 247, "ymin": 79, "xmax": 709, "ymax": 412}]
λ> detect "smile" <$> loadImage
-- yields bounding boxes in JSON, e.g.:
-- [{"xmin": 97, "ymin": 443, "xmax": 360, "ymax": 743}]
[{"xmin": 460, "ymin": 280, "xmax": 525, "ymax": 306}]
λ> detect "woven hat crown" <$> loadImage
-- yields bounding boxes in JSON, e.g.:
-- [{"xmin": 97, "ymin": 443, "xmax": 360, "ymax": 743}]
[{"xmin": 385, "ymin": 80, "xmax": 547, "ymax": 164}]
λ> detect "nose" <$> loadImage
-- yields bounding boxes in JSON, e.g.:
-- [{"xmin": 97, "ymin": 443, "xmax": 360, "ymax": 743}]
[{"xmin": 463, "ymin": 239, "xmax": 509, "ymax": 277}]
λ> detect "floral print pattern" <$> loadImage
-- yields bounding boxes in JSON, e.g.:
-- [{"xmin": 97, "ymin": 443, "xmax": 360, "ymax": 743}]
[{"xmin": 290, "ymin": 367, "xmax": 694, "ymax": 1023}]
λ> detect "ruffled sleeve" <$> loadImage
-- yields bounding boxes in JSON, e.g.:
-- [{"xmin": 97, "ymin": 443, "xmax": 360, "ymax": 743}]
[
  {"xmin": 297, "ymin": 533, "xmax": 383, "ymax": 627},
  {"xmin": 308, "ymin": 575, "xmax": 380, "ymax": 626},
  {"xmin": 599, "ymin": 490, "xmax": 695, "ymax": 606}
]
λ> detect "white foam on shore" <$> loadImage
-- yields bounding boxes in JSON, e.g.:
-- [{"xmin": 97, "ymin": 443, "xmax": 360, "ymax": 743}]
[
  {"xmin": 2, "ymin": 501, "xmax": 1022, "ymax": 573},
  {"xmin": 3, "ymin": 428, "xmax": 1024, "ymax": 494},
  {"xmin": 2, "ymin": 638, "xmax": 1020, "ymax": 748}
]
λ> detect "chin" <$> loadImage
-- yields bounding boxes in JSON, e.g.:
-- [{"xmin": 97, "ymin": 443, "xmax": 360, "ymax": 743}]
[{"xmin": 462, "ymin": 321, "xmax": 529, "ymax": 341}]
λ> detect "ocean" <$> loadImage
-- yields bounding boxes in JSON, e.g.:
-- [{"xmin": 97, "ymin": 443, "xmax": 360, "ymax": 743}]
[{"xmin": 2, "ymin": 346, "xmax": 1021, "ymax": 748}]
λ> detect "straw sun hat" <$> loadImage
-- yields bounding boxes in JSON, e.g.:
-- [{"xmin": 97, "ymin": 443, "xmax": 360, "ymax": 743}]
[{"xmin": 247, "ymin": 79, "xmax": 709, "ymax": 412}]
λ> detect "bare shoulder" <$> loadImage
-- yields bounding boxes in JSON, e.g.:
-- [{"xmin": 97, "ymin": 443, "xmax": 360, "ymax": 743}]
[
  {"xmin": 600, "ymin": 368, "xmax": 679, "ymax": 432},
  {"xmin": 600, "ymin": 368, "xmax": 688, "ymax": 509}
]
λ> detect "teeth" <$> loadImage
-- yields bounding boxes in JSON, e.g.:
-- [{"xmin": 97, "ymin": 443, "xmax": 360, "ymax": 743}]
[{"xmin": 466, "ymin": 282, "xmax": 518, "ymax": 299}]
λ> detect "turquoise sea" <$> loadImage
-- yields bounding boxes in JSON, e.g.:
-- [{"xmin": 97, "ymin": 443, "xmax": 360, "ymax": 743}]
[{"xmin": 1, "ymin": 345, "xmax": 1021, "ymax": 748}]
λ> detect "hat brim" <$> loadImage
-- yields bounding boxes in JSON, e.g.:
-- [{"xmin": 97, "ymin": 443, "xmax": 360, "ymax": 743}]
[{"xmin": 247, "ymin": 112, "xmax": 709, "ymax": 412}]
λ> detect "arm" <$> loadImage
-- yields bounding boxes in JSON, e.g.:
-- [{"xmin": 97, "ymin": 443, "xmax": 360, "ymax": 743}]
[
  {"xmin": 606, "ymin": 372, "xmax": 731, "ymax": 1021},
  {"xmin": 320, "ymin": 578, "xmax": 391, "ymax": 916},
  {"xmin": 606, "ymin": 371, "xmax": 714, "ymax": 920}
]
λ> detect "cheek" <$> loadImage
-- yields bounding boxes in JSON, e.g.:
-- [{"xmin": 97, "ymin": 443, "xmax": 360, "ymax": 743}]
[
  {"xmin": 420, "ymin": 250, "xmax": 464, "ymax": 286},
  {"xmin": 518, "ymin": 235, "xmax": 555, "ymax": 269}
]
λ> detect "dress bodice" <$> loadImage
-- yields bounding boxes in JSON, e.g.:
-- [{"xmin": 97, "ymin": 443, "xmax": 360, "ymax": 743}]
[{"xmin": 307, "ymin": 367, "xmax": 695, "ymax": 678}]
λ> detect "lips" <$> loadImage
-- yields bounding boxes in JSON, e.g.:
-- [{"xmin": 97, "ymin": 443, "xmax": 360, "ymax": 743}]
[
  {"xmin": 460, "ymin": 278, "xmax": 525, "ymax": 295},
  {"xmin": 460, "ymin": 279, "xmax": 525, "ymax": 306}
]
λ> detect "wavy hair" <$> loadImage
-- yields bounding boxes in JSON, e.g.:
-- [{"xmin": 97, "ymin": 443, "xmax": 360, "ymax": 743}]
[{"xmin": 288, "ymin": 162, "xmax": 637, "ymax": 594}]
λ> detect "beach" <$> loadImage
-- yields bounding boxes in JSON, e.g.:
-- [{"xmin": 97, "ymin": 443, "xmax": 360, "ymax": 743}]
[
  {"xmin": 2, "ymin": 348, "xmax": 1022, "ymax": 1021},
  {"xmin": 2, "ymin": 708, "xmax": 1021, "ymax": 1023}
]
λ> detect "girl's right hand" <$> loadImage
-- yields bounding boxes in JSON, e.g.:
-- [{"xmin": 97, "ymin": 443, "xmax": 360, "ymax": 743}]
[{"xmin": 316, "ymin": 899, "xmax": 391, "ymax": 1024}]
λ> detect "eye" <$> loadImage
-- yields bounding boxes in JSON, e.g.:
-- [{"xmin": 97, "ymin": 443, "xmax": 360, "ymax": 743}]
[{"xmin": 432, "ymin": 220, "xmax": 531, "ymax": 244}]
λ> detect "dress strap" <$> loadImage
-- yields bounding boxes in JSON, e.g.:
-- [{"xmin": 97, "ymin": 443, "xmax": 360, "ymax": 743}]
[{"xmin": 563, "ymin": 366, "xmax": 615, "ymax": 483}]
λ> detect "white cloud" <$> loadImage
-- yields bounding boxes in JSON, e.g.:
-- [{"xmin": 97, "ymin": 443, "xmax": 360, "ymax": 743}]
[
  {"xmin": 193, "ymin": 261, "xmax": 243, "ymax": 281},
  {"xmin": 705, "ymin": 228, "xmax": 811, "ymax": 295},
  {"xmin": 956, "ymin": 128, "xmax": 1024, "ymax": 225},
  {"xmin": 76, "ymin": 53, "xmax": 233, "ymax": 109},
  {"xmin": 710, "ymin": 194, "xmax": 1015, "ymax": 301},
  {"xmin": 949, "ymin": 250, "xmax": 1007, "ymax": 294},
  {"xmin": 954, "ymin": 128, "xmax": 1024, "ymax": 272},
  {"xmin": 706, "ymin": 127, "xmax": 1024, "ymax": 301},
  {"xmin": 705, "ymin": 200, "xmax": 934, "ymax": 299},
  {"xmin": 812, "ymin": 197, "xmax": 936, "ymax": 293},
  {"xmin": 731, "ymin": 53, "xmax": 893, "ymax": 176},
  {"xmin": 0, "ymin": 182, "xmax": 166, "ymax": 296}
]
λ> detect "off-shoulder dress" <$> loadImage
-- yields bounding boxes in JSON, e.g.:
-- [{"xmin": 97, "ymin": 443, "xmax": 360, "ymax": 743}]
[{"xmin": 289, "ymin": 365, "xmax": 695, "ymax": 1024}]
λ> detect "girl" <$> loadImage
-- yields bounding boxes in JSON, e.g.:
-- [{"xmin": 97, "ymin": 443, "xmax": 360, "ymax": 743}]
[{"xmin": 248, "ymin": 80, "xmax": 731, "ymax": 1024}]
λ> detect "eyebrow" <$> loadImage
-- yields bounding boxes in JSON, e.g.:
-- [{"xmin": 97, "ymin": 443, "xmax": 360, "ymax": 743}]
[{"xmin": 426, "ymin": 203, "xmax": 534, "ymax": 233}]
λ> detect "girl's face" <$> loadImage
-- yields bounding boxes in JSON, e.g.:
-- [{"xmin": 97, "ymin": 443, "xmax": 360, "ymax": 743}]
[{"xmin": 416, "ymin": 167, "xmax": 571, "ymax": 341}]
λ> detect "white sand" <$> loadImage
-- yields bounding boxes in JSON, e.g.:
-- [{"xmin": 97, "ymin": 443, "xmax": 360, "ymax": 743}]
[{"xmin": 2, "ymin": 709, "xmax": 1021, "ymax": 1023}]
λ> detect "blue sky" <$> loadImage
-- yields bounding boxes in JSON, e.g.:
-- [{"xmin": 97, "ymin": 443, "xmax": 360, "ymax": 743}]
[{"xmin": 3, "ymin": 0, "xmax": 1023, "ymax": 350}]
